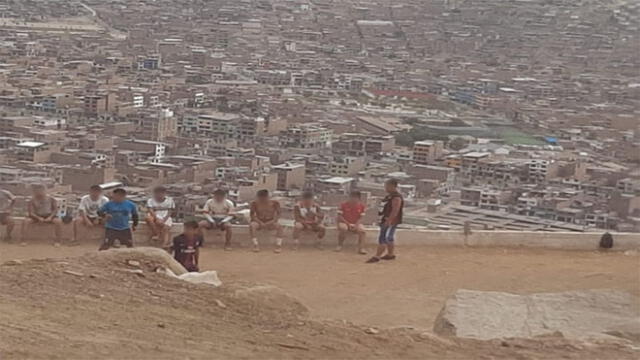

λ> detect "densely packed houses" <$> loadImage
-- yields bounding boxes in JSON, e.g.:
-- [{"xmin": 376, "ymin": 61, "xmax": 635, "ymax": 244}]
[{"xmin": 0, "ymin": 0, "xmax": 637, "ymax": 232}]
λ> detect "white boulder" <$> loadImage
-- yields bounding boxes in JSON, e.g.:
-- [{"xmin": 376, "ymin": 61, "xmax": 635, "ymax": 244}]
[{"xmin": 433, "ymin": 289, "xmax": 638, "ymax": 341}]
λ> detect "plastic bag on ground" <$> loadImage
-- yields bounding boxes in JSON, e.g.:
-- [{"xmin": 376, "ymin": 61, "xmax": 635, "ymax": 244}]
[{"xmin": 162, "ymin": 267, "xmax": 222, "ymax": 287}]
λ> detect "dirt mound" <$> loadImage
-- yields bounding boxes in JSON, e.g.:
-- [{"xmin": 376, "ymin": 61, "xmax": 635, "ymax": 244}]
[
  {"xmin": 92, "ymin": 247, "xmax": 189, "ymax": 275},
  {"xmin": 0, "ymin": 251, "xmax": 637, "ymax": 359}
]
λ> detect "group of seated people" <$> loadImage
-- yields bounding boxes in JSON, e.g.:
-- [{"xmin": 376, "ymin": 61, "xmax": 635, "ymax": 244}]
[
  {"xmin": 0, "ymin": 185, "xmax": 370, "ymax": 255},
  {"xmin": 244, "ymin": 189, "xmax": 367, "ymax": 254},
  {"xmin": 159, "ymin": 187, "xmax": 369, "ymax": 254}
]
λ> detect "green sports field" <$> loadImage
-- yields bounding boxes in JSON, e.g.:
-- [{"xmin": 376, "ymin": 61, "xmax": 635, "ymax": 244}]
[{"xmin": 494, "ymin": 127, "xmax": 545, "ymax": 145}]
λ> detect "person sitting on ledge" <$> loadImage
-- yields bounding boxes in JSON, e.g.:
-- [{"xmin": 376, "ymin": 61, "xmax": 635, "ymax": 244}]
[
  {"xmin": 249, "ymin": 189, "xmax": 284, "ymax": 253},
  {"xmin": 198, "ymin": 189, "xmax": 235, "ymax": 251},
  {"xmin": 145, "ymin": 186, "xmax": 175, "ymax": 252},
  {"xmin": 293, "ymin": 191, "xmax": 326, "ymax": 250},
  {"xmin": 336, "ymin": 190, "xmax": 367, "ymax": 254},
  {"xmin": 72, "ymin": 185, "xmax": 109, "ymax": 244},
  {"xmin": 0, "ymin": 188, "xmax": 16, "ymax": 243},
  {"xmin": 24, "ymin": 184, "xmax": 63, "ymax": 247}
]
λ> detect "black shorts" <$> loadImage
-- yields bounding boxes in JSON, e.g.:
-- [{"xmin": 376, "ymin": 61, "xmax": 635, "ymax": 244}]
[
  {"xmin": 106, "ymin": 228, "xmax": 132, "ymax": 241},
  {"xmin": 99, "ymin": 228, "xmax": 133, "ymax": 250}
]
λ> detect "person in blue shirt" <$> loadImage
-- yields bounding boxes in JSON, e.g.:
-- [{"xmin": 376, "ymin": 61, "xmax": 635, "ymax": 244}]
[{"xmin": 98, "ymin": 188, "xmax": 139, "ymax": 250}]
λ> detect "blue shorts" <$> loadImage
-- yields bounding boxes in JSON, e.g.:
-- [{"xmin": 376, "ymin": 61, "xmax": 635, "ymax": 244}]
[{"xmin": 378, "ymin": 225, "xmax": 398, "ymax": 245}]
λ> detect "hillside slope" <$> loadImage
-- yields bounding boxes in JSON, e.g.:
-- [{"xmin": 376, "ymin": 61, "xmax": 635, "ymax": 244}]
[{"xmin": 0, "ymin": 249, "xmax": 636, "ymax": 359}]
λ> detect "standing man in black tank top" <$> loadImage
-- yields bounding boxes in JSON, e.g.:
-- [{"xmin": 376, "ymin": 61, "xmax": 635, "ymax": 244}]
[{"xmin": 367, "ymin": 178, "xmax": 404, "ymax": 263}]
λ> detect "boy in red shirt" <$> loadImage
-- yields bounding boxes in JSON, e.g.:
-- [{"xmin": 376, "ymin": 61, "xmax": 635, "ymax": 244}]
[{"xmin": 336, "ymin": 191, "xmax": 367, "ymax": 254}]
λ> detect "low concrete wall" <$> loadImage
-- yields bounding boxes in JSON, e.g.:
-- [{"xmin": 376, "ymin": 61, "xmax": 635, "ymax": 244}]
[
  {"xmin": 461, "ymin": 230, "xmax": 640, "ymax": 251},
  {"xmin": 3, "ymin": 218, "xmax": 639, "ymax": 251}
]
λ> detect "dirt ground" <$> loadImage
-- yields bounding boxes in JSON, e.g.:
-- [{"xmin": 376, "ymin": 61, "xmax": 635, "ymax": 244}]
[
  {"xmin": 1, "ymin": 243, "xmax": 639, "ymax": 359},
  {"xmin": 2, "ymin": 243, "xmax": 638, "ymax": 329}
]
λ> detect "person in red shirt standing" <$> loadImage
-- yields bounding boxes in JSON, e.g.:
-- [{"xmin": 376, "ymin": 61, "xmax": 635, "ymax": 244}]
[{"xmin": 336, "ymin": 191, "xmax": 367, "ymax": 254}]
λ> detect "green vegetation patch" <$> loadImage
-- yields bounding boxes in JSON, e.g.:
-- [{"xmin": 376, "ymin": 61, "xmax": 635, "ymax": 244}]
[{"xmin": 495, "ymin": 127, "xmax": 545, "ymax": 145}]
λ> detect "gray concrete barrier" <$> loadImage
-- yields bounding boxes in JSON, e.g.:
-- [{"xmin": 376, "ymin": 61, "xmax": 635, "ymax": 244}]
[{"xmin": 2, "ymin": 218, "xmax": 639, "ymax": 251}]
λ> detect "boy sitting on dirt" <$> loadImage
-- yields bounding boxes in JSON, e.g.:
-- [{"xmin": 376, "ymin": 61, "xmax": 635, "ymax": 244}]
[{"xmin": 171, "ymin": 220, "xmax": 204, "ymax": 272}]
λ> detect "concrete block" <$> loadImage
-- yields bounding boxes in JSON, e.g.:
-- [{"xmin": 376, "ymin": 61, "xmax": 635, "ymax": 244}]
[{"xmin": 434, "ymin": 289, "xmax": 637, "ymax": 341}]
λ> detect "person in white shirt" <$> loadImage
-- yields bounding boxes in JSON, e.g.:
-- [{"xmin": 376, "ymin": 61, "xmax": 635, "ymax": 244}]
[
  {"xmin": 0, "ymin": 188, "xmax": 16, "ymax": 242},
  {"xmin": 198, "ymin": 189, "xmax": 235, "ymax": 251},
  {"xmin": 145, "ymin": 186, "xmax": 175, "ymax": 250},
  {"xmin": 73, "ymin": 185, "xmax": 109, "ymax": 243}
]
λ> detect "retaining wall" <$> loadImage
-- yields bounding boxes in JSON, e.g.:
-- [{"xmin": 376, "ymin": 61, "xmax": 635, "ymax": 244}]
[{"xmin": 3, "ymin": 218, "xmax": 639, "ymax": 251}]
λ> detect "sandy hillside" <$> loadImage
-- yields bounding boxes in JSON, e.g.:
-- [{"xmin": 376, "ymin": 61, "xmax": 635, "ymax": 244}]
[{"xmin": 0, "ymin": 248, "xmax": 637, "ymax": 359}]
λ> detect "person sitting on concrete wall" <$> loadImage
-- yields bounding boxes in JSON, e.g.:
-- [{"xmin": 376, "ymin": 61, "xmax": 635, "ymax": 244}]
[
  {"xmin": 145, "ymin": 186, "xmax": 175, "ymax": 252},
  {"xmin": 293, "ymin": 191, "xmax": 326, "ymax": 250},
  {"xmin": 72, "ymin": 185, "xmax": 109, "ymax": 244},
  {"xmin": 24, "ymin": 184, "xmax": 63, "ymax": 246},
  {"xmin": 198, "ymin": 189, "xmax": 235, "ymax": 251},
  {"xmin": 0, "ymin": 188, "xmax": 16, "ymax": 243},
  {"xmin": 336, "ymin": 190, "xmax": 367, "ymax": 255},
  {"xmin": 249, "ymin": 189, "xmax": 284, "ymax": 253}
]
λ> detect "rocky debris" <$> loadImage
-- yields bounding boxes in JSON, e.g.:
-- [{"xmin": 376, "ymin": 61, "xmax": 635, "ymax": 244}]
[
  {"xmin": 365, "ymin": 328, "xmax": 380, "ymax": 335},
  {"xmin": 122, "ymin": 269, "xmax": 145, "ymax": 277},
  {"xmin": 234, "ymin": 285, "xmax": 309, "ymax": 319},
  {"xmin": 93, "ymin": 247, "xmax": 187, "ymax": 275},
  {"xmin": 63, "ymin": 270, "xmax": 84, "ymax": 277},
  {"xmin": 3, "ymin": 259, "xmax": 23, "ymax": 266},
  {"xmin": 604, "ymin": 319, "xmax": 640, "ymax": 343},
  {"xmin": 434, "ymin": 289, "xmax": 637, "ymax": 341},
  {"xmin": 418, "ymin": 332, "xmax": 456, "ymax": 347},
  {"xmin": 215, "ymin": 299, "xmax": 227, "ymax": 309},
  {"xmin": 126, "ymin": 260, "xmax": 141, "ymax": 267},
  {"xmin": 277, "ymin": 343, "xmax": 310, "ymax": 351}
]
